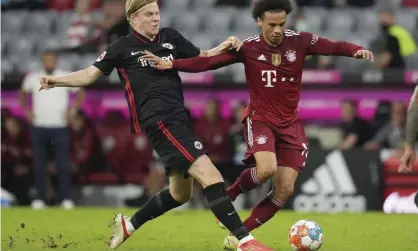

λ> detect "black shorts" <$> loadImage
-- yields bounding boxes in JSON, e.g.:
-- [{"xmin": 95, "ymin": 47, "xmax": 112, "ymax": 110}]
[{"xmin": 143, "ymin": 112, "xmax": 206, "ymax": 178}]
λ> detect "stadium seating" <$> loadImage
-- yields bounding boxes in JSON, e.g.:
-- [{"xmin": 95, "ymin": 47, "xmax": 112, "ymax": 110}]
[{"xmin": 1, "ymin": 4, "xmax": 418, "ymax": 75}]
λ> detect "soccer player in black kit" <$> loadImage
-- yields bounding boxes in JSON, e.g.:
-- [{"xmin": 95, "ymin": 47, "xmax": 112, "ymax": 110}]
[{"xmin": 39, "ymin": 1, "xmax": 274, "ymax": 250}]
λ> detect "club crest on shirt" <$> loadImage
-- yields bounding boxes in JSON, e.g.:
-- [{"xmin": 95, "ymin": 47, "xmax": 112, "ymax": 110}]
[
  {"xmin": 285, "ymin": 50, "xmax": 297, "ymax": 63},
  {"xmin": 256, "ymin": 135, "xmax": 268, "ymax": 145},
  {"xmin": 271, "ymin": 54, "xmax": 281, "ymax": 66},
  {"xmin": 162, "ymin": 43, "xmax": 174, "ymax": 50},
  {"xmin": 194, "ymin": 141, "xmax": 203, "ymax": 150}
]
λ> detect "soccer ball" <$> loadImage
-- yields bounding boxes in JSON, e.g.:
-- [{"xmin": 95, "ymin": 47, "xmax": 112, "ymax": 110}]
[{"xmin": 289, "ymin": 220, "xmax": 323, "ymax": 251}]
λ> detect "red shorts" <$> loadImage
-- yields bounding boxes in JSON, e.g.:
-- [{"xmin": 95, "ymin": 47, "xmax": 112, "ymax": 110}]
[{"xmin": 243, "ymin": 117, "xmax": 308, "ymax": 172}]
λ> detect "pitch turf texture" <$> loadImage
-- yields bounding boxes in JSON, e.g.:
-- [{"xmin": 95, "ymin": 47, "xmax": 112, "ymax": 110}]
[{"xmin": 2, "ymin": 208, "xmax": 417, "ymax": 251}]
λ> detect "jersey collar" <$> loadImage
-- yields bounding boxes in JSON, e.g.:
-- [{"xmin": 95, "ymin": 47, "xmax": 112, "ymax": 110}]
[
  {"xmin": 260, "ymin": 33, "xmax": 283, "ymax": 49},
  {"xmin": 132, "ymin": 29, "xmax": 161, "ymax": 44}
]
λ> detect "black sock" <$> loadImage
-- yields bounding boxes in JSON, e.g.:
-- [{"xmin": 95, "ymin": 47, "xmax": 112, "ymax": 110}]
[
  {"xmin": 203, "ymin": 182, "xmax": 250, "ymax": 240},
  {"xmin": 130, "ymin": 189, "xmax": 182, "ymax": 229}
]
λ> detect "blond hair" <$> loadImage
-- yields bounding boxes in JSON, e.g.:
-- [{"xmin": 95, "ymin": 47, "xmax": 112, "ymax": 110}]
[{"xmin": 125, "ymin": 0, "xmax": 157, "ymax": 21}]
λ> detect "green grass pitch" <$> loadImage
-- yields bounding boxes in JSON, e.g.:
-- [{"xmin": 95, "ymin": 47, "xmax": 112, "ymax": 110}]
[{"xmin": 2, "ymin": 208, "xmax": 417, "ymax": 251}]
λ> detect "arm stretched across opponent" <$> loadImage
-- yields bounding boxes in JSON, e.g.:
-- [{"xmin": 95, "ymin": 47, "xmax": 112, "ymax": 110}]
[
  {"xmin": 140, "ymin": 49, "xmax": 241, "ymax": 72},
  {"xmin": 399, "ymin": 81, "xmax": 418, "ymax": 173},
  {"xmin": 141, "ymin": 34, "xmax": 374, "ymax": 72},
  {"xmin": 39, "ymin": 36, "xmax": 242, "ymax": 91}
]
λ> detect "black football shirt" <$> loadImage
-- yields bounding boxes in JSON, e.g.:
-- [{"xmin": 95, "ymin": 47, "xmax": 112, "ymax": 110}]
[{"xmin": 93, "ymin": 28, "xmax": 200, "ymax": 133}]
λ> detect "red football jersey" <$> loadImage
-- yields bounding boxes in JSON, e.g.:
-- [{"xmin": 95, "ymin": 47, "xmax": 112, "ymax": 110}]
[{"xmin": 173, "ymin": 30, "xmax": 363, "ymax": 127}]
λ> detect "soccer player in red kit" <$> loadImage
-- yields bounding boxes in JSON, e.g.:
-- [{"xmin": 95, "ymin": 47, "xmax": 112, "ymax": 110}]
[{"xmin": 141, "ymin": 0, "xmax": 374, "ymax": 248}]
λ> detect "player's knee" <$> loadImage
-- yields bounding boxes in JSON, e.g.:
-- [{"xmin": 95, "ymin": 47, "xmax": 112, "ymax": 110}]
[
  {"xmin": 199, "ymin": 166, "xmax": 224, "ymax": 188},
  {"xmin": 188, "ymin": 155, "xmax": 224, "ymax": 188},
  {"xmin": 275, "ymin": 183, "xmax": 295, "ymax": 198},
  {"xmin": 256, "ymin": 162, "xmax": 277, "ymax": 181},
  {"xmin": 170, "ymin": 187, "xmax": 193, "ymax": 204}
]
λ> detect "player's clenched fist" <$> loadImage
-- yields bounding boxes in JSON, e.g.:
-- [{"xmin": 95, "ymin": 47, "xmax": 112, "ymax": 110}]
[
  {"xmin": 140, "ymin": 50, "xmax": 173, "ymax": 70},
  {"xmin": 221, "ymin": 36, "xmax": 243, "ymax": 51},
  {"xmin": 39, "ymin": 75, "xmax": 56, "ymax": 91},
  {"xmin": 353, "ymin": 49, "xmax": 374, "ymax": 62}
]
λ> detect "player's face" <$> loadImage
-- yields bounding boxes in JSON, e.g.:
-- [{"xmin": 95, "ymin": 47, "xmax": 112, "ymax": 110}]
[
  {"xmin": 379, "ymin": 12, "xmax": 394, "ymax": 27},
  {"xmin": 257, "ymin": 11, "xmax": 287, "ymax": 45},
  {"xmin": 132, "ymin": 2, "xmax": 160, "ymax": 37}
]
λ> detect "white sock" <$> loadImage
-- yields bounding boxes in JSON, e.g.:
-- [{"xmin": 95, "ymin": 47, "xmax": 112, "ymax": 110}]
[
  {"xmin": 239, "ymin": 234, "xmax": 254, "ymax": 245},
  {"xmin": 126, "ymin": 218, "xmax": 136, "ymax": 234}
]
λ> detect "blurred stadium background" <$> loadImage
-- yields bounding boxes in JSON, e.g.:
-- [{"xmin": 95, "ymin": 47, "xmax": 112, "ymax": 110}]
[{"xmin": 1, "ymin": 0, "xmax": 418, "ymax": 215}]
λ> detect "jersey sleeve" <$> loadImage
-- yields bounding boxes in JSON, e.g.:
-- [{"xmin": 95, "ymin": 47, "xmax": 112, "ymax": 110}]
[
  {"xmin": 301, "ymin": 31, "xmax": 363, "ymax": 57},
  {"xmin": 93, "ymin": 41, "xmax": 120, "ymax": 76},
  {"xmin": 172, "ymin": 51, "xmax": 241, "ymax": 72},
  {"xmin": 170, "ymin": 29, "xmax": 201, "ymax": 59}
]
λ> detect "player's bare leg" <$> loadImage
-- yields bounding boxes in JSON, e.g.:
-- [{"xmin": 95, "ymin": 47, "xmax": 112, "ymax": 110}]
[
  {"xmin": 218, "ymin": 151, "xmax": 277, "ymax": 229},
  {"xmin": 188, "ymin": 154, "xmax": 273, "ymax": 251},
  {"xmin": 243, "ymin": 166, "xmax": 297, "ymax": 231},
  {"xmin": 108, "ymin": 173, "xmax": 192, "ymax": 249},
  {"xmin": 226, "ymin": 151, "xmax": 277, "ymax": 201},
  {"xmin": 223, "ymin": 166, "xmax": 298, "ymax": 250}
]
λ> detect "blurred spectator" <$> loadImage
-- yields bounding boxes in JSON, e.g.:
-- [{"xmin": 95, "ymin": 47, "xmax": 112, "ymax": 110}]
[
  {"xmin": 402, "ymin": 0, "xmax": 418, "ymax": 7},
  {"xmin": 97, "ymin": 110, "xmax": 131, "ymax": 171},
  {"xmin": 69, "ymin": 110, "xmax": 106, "ymax": 176},
  {"xmin": 346, "ymin": 0, "xmax": 374, "ymax": 7},
  {"xmin": 19, "ymin": 50, "xmax": 85, "ymax": 210},
  {"xmin": 215, "ymin": 0, "xmax": 250, "ymax": 8},
  {"xmin": 1, "ymin": 108, "xmax": 12, "ymax": 127},
  {"xmin": 228, "ymin": 102, "xmax": 247, "ymax": 166},
  {"xmin": 222, "ymin": 102, "xmax": 248, "ymax": 183},
  {"xmin": 376, "ymin": 10, "xmax": 417, "ymax": 69},
  {"xmin": 2, "ymin": 0, "xmax": 46, "ymax": 10},
  {"xmin": 46, "ymin": 0, "xmax": 73, "ymax": 11},
  {"xmin": 123, "ymin": 135, "xmax": 165, "ymax": 207},
  {"xmin": 63, "ymin": 0, "xmax": 95, "ymax": 50},
  {"xmin": 1, "ymin": 115, "xmax": 32, "ymax": 205},
  {"xmin": 365, "ymin": 102, "xmax": 407, "ymax": 150},
  {"xmin": 90, "ymin": 0, "xmax": 129, "ymax": 50},
  {"xmin": 296, "ymin": 0, "xmax": 334, "ymax": 8},
  {"xmin": 194, "ymin": 99, "xmax": 231, "ymax": 164},
  {"xmin": 371, "ymin": 100, "xmax": 392, "ymax": 131},
  {"xmin": 339, "ymin": 100, "xmax": 373, "ymax": 149},
  {"xmin": 293, "ymin": 10, "xmax": 333, "ymax": 69}
]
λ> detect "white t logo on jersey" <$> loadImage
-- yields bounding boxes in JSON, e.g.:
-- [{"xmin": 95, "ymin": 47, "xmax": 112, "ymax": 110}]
[{"xmin": 261, "ymin": 70, "xmax": 277, "ymax": 87}]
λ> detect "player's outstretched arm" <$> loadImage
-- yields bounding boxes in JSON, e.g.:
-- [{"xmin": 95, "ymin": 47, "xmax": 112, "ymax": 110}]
[
  {"xmin": 399, "ymin": 84, "xmax": 418, "ymax": 173},
  {"xmin": 39, "ymin": 66, "xmax": 104, "ymax": 91},
  {"xmin": 304, "ymin": 32, "xmax": 374, "ymax": 61},
  {"xmin": 140, "ymin": 50, "xmax": 240, "ymax": 73},
  {"xmin": 201, "ymin": 36, "xmax": 243, "ymax": 57}
]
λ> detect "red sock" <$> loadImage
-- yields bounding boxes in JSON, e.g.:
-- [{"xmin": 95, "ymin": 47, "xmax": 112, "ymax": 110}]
[
  {"xmin": 226, "ymin": 168, "xmax": 262, "ymax": 201},
  {"xmin": 243, "ymin": 191, "xmax": 286, "ymax": 232}
]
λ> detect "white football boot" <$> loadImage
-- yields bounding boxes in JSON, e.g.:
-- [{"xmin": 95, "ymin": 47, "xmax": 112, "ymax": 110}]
[
  {"xmin": 61, "ymin": 200, "xmax": 75, "ymax": 210},
  {"xmin": 223, "ymin": 234, "xmax": 239, "ymax": 250},
  {"xmin": 31, "ymin": 200, "xmax": 47, "ymax": 210},
  {"xmin": 108, "ymin": 214, "xmax": 135, "ymax": 249}
]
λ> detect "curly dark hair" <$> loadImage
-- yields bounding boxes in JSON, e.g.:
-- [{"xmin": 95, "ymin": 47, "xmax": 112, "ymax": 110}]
[{"xmin": 252, "ymin": 0, "xmax": 293, "ymax": 21}]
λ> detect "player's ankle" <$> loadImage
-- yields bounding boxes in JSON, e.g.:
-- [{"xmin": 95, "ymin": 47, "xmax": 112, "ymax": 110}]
[{"xmin": 126, "ymin": 219, "xmax": 136, "ymax": 234}]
